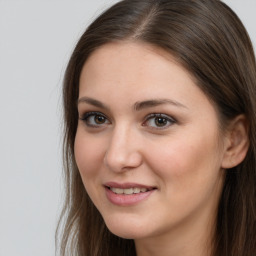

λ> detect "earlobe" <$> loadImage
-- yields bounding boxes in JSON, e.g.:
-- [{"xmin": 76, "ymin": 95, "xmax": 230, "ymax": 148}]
[{"xmin": 221, "ymin": 115, "xmax": 249, "ymax": 169}]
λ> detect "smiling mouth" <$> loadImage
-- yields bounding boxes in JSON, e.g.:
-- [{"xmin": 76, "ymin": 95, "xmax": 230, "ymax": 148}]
[{"xmin": 106, "ymin": 187, "xmax": 156, "ymax": 195}]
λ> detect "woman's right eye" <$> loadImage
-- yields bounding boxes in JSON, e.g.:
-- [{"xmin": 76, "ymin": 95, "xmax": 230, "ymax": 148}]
[{"xmin": 79, "ymin": 112, "xmax": 110, "ymax": 127}]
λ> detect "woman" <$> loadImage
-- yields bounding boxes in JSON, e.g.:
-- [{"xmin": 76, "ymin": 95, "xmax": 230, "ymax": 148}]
[{"xmin": 57, "ymin": 0, "xmax": 256, "ymax": 255}]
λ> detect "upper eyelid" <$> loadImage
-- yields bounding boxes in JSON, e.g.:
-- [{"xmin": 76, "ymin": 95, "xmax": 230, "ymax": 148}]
[
  {"xmin": 144, "ymin": 113, "xmax": 177, "ymax": 124},
  {"xmin": 78, "ymin": 108, "xmax": 113, "ymax": 120},
  {"xmin": 145, "ymin": 113, "xmax": 175, "ymax": 120},
  {"xmin": 79, "ymin": 111, "xmax": 175, "ymax": 119},
  {"xmin": 137, "ymin": 117, "xmax": 175, "ymax": 132},
  {"xmin": 79, "ymin": 112, "xmax": 111, "ymax": 128},
  {"xmin": 79, "ymin": 111, "xmax": 108, "ymax": 119},
  {"xmin": 79, "ymin": 111, "xmax": 177, "ymax": 127}
]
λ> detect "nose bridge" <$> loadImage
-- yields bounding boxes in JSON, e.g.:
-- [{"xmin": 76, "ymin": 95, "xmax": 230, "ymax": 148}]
[{"xmin": 104, "ymin": 122, "xmax": 142, "ymax": 172}]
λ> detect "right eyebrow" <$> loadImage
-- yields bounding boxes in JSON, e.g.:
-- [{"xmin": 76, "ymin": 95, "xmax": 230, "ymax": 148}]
[{"xmin": 77, "ymin": 96, "xmax": 109, "ymax": 110}]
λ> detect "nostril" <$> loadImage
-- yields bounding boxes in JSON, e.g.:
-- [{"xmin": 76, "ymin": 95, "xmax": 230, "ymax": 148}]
[{"xmin": 104, "ymin": 148, "xmax": 143, "ymax": 173}]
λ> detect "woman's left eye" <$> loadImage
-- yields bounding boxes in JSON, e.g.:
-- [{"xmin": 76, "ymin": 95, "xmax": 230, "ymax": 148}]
[{"xmin": 143, "ymin": 114, "xmax": 176, "ymax": 129}]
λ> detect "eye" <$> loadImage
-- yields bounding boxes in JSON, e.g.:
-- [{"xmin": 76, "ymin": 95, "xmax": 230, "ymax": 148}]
[
  {"xmin": 143, "ymin": 114, "xmax": 176, "ymax": 129},
  {"xmin": 79, "ymin": 112, "xmax": 110, "ymax": 127}
]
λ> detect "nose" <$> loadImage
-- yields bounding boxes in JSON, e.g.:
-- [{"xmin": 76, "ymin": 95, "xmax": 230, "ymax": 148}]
[{"xmin": 104, "ymin": 125, "xmax": 143, "ymax": 173}]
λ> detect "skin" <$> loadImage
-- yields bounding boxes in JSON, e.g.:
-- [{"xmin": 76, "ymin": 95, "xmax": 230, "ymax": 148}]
[{"xmin": 74, "ymin": 42, "xmax": 248, "ymax": 256}]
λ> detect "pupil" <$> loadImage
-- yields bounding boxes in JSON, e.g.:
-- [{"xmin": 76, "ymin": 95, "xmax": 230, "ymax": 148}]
[
  {"xmin": 155, "ymin": 117, "xmax": 167, "ymax": 126},
  {"xmin": 95, "ymin": 115, "xmax": 105, "ymax": 124}
]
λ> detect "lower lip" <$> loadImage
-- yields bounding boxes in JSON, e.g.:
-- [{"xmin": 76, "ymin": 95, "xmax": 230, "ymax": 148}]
[{"xmin": 105, "ymin": 187, "xmax": 155, "ymax": 206}]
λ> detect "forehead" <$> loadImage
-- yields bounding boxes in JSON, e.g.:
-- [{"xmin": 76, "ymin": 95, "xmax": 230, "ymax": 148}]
[{"xmin": 79, "ymin": 42, "xmax": 197, "ymax": 96}]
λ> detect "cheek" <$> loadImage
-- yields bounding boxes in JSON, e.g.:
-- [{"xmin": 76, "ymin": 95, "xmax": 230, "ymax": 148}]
[
  {"xmin": 145, "ymin": 134, "xmax": 224, "ymax": 218},
  {"xmin": 146, "ymin": 133, "xmax": 223, "ymax": 186},
  {"xmin": 74, "ymin": 130, "xmax": 105, "ymax": 178}
]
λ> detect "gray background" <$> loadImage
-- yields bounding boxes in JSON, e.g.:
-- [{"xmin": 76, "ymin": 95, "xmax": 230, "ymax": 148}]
[{"xmin": 0, "ymin": 1, "xmax": 255, "ymax": 255}]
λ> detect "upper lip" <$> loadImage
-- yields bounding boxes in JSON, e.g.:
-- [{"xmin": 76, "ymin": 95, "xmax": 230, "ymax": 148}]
[{"xmin": 104, "ymin": 181, "xmax": 157, "ymax": 190}]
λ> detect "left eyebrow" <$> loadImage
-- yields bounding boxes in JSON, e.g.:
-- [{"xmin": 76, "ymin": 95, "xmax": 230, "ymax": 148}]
[{"xmin": 134, "ymin": 99, "xmax": 188, "ymax": 111}]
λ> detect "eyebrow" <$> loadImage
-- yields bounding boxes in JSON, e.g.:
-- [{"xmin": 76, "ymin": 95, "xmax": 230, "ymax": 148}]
[
  {"xmin": 77, "ymin": 97, "xmax": 109, "ymax": 110},
  {"xmin": 134, "ymin": 99, "xmax": 187, "ymax": 111},
  {"xmin": 77, "ymin": 97, "xmax": 187, "ymax": 111}
]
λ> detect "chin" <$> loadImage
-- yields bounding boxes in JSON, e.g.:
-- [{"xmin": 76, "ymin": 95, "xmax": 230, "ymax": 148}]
[{"xmin": 103, "ymin": 214, "xmax": 150, "ymax": 239}]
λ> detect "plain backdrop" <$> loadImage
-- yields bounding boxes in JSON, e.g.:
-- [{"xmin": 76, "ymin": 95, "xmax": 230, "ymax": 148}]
[{"xmin": 0, "ymin": 1, "xmax": 255, "ymax": 256}]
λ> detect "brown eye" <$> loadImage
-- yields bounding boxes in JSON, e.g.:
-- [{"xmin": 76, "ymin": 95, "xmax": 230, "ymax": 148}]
[
  {"xmin": 94, "ymin": 115, "xmax": 106, "ymax": 124},
  {"xmin": 143, "ymin": 114, "xmax": 176, "ymax": 129},
  {"xmin": 80, "ymin": 112, "xmax": 110, "ymax": 127},
  {"xmin": 154, "ymin": 117, "xmax": 168, "ymax": 127}
]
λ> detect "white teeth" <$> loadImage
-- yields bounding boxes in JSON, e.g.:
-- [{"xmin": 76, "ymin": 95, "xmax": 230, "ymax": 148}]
[
  {"xmin": 133, "ymin": 188, "xmax": 140, "ymax": 194},
  {"xmin": 123, "ymin": 188, "xmax": 134, "ymax": 195},
  {"xmin": 110, "ymin": 187, "xmax": 150, "ymax": 194},
  {"xmin": 111, "ymin": 188, "xmax": 124, "ymax": 194}
]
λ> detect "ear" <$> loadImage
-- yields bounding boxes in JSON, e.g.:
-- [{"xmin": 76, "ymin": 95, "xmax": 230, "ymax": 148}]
[{"xmin": 221, "ymin": 115, "xmax": 249, "ymax": 169}]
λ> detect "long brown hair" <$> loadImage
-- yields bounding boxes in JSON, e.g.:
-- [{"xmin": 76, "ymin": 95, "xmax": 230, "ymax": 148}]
[{"xmin": 56, "ymin": 0, "xmax": 256, "ymax": 255}]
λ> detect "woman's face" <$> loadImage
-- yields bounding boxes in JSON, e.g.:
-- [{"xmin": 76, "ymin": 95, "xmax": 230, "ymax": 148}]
[{"xmin": 75, "ymin": 42, "xmax": 226, "ymax": 242}]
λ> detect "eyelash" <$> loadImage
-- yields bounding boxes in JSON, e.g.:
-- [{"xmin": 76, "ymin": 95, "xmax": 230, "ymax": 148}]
[
  {"xmin": 79, "ymin": 111, "xmax": 110, "ymax": 128},
  {"xmin": 143, "ymin": 113, "xmax": 176, "ymax": 129},
  {"xmin": 79, "ymin": 111, "xmax": 176, "ymax": 129}
]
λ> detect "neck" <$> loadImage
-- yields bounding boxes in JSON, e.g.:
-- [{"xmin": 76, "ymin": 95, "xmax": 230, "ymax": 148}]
[{"xmin": 135, "ymin": 208, "xmax": 216, "ymax": 256}]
